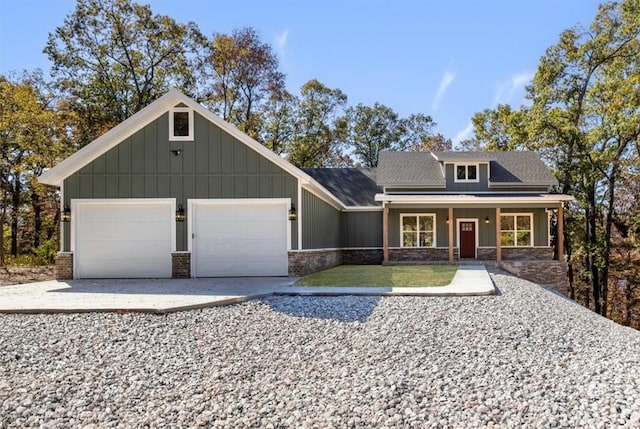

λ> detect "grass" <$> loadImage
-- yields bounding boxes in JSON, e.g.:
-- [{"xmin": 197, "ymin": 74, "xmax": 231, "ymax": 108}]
[{"xmin": 294, "ymin": 265, "xmax": 458, "ymax": 287}]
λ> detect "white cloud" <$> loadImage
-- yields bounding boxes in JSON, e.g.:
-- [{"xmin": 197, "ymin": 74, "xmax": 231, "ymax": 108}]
[
  {"xmin": 492, "ymin": 71, "xmax": 534, "ymax": 106},
  {"xmin": 453, "ymin": 122, "xmax": 474, "ymax": 144},
  {"xmin": 432, "ymin": 69, "xmax": 455, "ymax": 111},
  {"xmin": 275, "ymin": 30, "xmax": 289, "ymax": 58}
]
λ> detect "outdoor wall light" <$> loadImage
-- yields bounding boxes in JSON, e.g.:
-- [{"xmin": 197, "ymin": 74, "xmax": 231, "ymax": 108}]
[
  {"xmin": 175, "ymin": 204, "xmax": 186, "ymax": 222},
  {"xmin": 288, "ymin": 204, "xmax": 297, "ymax": 221},
  {"xmin": 446, "ymin": 216, "xmax": 450, "ymax": 224},
  {"xmin": 485, "ymin": 216, "xmax": 490, "ymax": 224},
  {"xmin": 171, "ymin": 149, "xmax": 182, "ymax": 156},
  {"xmin": 61, "ymin": 206, "xmax": 71, "ymax": 222}
]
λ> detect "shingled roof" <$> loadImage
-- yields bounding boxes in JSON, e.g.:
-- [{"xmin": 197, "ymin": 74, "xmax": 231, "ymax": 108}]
[
  {"xmin": 303, "ymin": 168, "xmax": 380, "ymax": 207},
  {"xmin": 376, "ymin": 152, "xmax": 445, "ymax": 187},
  {"xmin": 376, "ymin": 151, "xmax": 557, "ymax": 188}
]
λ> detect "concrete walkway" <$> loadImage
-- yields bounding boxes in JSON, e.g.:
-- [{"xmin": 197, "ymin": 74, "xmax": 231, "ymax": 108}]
[{"xmin": 0, "ymin": 265, "xmax": 494, "ymax": 313}]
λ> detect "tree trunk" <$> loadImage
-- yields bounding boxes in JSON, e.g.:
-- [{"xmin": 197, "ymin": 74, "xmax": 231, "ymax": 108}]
[
  {"xmin": 600, "ymin": 166, "xmax": 618, "ymax": 318},
  {"xmin": 586, "ymin": 184, "xmax": 601, "ymax": 314},
  {"xmin": 32, "ymin": 190, "xmax": 42, "ymax": 249},
  {"xmin": 10, "ymin": 175, "xmax": 21, "ymax": 257}
]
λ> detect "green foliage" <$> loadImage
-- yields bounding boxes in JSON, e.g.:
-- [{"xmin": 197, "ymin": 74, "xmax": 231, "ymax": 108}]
[
  {"xmin": 198, "ymin": 27, "xmax": 286, "ymax": 139},
  {"xmin": 44, "ymin": 0, "xmax": 201, "ymax": 145},
  {"xmin": 466, "ymin": 0, "xmax": 640, "ymax": 321},
  {"xmin": 286, "ymin": 79, "xmax": 349, "ymax": 168},
  {"xmin": 33, "ymin": 239, "xmax": 59, "ymax": 264}
]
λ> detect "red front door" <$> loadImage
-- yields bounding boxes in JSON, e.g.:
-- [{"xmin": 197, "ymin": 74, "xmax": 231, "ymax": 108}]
[{"xmin": 460, "ymin": 222, "xmax": 476, "ymax": 258}]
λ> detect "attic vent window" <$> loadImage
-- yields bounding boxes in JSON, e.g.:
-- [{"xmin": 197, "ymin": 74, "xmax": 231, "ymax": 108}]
[
  {"xmin": 169, "ymin": 107, "xmax": 194, "ymax": 141},
  {"xmin": 454, "ymin": 164, "xmax": 479, "ymax": 183}
]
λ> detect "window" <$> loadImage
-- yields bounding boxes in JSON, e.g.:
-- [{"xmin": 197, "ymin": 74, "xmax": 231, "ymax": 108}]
[
  {"xmin": 454, "ymin": 164, "xmax": 479, "ymax": 182},
  {"xmin": 169, "ymin": 107, "xmax": 193, "ymax": 141},
  {"xmin": 500, "ymin": 214, "xmax": 533, "ymax": 247},
  {"xmin": 401, "ymin": 214, "xmax": 436, "ymax": 247}
]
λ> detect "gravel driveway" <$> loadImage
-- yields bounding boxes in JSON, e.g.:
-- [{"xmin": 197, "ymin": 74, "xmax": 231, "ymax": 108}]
[{"xmin": 2, "ymin": 273, "xmax": 639, "ymax": 428}]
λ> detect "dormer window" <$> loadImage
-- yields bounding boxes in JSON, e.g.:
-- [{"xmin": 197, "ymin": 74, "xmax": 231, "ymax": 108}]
[
  {"xmin": 454, "ymin": 164, "xmax": 479, "ymax": 183},
  {"xmin": 169, "ymin": 107, "xmax": 193, "ymax": 141}
]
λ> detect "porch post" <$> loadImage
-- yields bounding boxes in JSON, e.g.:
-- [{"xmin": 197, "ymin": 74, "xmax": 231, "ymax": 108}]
[
  {"xmin": 383, "ymin": 203, "xmax": 389, "ymax": 263},
  {"xmin": 448, "ymin": 207, "xmax": 454, "ymax": 263},
  {"xmin": 495, "ymin": 207, "xmax": 502, "ymax": 262},
  {"xmin": 557, "ymin": 204, "xmax": 564, "ymax": 261}
]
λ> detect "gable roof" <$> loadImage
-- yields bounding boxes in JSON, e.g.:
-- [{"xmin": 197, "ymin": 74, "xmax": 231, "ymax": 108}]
[
  {"xmin": 376, "ymin": 150, "xmax": 558, "ymax": 188},
  {"xmin": 38, "ymin": 89, "xmax": 346, "ymax": 210},
  {"xmin": 376, "ymin": 151, "xmax": 445, "ymax": 187},
  {"xmin": 303, "ymin": 168, "xmax": 380, "ymax": 207}
]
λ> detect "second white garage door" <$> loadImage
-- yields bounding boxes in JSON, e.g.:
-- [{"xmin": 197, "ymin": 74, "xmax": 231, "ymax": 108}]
[{"xmin": 191, "ymin": 200, "xmax": 289, "ymax": 277}]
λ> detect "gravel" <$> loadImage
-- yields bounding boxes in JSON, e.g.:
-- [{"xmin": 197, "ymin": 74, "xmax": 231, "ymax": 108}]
[{"xmin": 1, "ymin": 273, "xmax": 639, "ymax": 428}]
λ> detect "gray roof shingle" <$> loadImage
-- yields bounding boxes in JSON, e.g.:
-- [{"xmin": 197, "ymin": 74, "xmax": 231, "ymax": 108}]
[
  {"xmin": 303, "ymin": 168, "xmax": 380, "ymax": 207},
  {"xmin": 376, "ymin": 152, "xmax": 445, "ymax": 187},
  {"xmin": 377, "ymin": 151, "xmax": 557, "ymax": 187}
]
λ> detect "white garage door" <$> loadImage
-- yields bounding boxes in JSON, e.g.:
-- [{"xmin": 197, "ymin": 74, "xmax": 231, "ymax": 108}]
[
  {"xmin": 192, "ymin": 200, "xmax": 288, "ymax": 277},
  {"xmin": 74, "ymin": 200, "xmax": 174, "ymax": 278}
]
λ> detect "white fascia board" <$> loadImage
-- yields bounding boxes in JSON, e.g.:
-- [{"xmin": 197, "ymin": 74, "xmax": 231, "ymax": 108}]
[
  {"xmin": 374, "ymin": 193, "xmax": 574, "ymax": 204},
  {"xmin": 37, "ymin": 89, "xmax": 345, "ymax": 211},
  {"xmin": 301, "ymin": 182, "xmax": 345, "ymax": 211},
  {"xmin": 38, "ymin": 91, "xmax": 180, "ymax": 186},
  {"xmin": 342, "ymin": 206, "xmax": 383, "ymax": 212}
]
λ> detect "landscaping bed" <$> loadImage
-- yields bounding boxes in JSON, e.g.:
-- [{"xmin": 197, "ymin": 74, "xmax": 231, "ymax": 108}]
[{"xmin": 0, "ymin": 266, "xmax": 55, "ymax": 286}]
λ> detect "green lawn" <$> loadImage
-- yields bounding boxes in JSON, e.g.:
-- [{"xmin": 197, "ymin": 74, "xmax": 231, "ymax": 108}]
[{"xmin": 294, "ymin": 265, "xmax": 458, "ymax": 287}]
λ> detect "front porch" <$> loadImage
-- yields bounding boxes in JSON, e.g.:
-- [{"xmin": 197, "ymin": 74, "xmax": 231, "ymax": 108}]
[{"xmin": 377, "ymin": 194, "xmax": 573, "ymax": 264}]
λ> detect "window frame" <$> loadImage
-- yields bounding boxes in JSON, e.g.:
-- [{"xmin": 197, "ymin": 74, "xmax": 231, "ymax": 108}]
[
  {"xmin": 400, "ymin": 213, "xmax": 437, "ymax": 248},
  {"xmin": 169, "ymin": 107, "xmax": 194, "ymax": 141},
  {"xmin": 500, "ymin": 213, "xmax": 534, "ymax": 247},
  {"xmin": 453, "ymin": 163, "xmax": 480, "ymax": 183}
]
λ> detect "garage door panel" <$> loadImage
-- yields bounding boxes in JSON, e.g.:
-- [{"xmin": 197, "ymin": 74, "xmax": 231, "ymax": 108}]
[
  {"xmin": 194, "ymin": 201, "xmax": 288, "ymax": 277},
  {"xmin": 75, "ymin": 201, "xmax": 173, "ymax": 278}
]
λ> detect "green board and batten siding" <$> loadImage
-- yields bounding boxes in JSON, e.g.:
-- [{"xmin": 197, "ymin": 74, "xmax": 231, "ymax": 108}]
[
  {"xmin": 301, "ymin": 189, "xmax": 341, "ymax": 249},
  {"xmin": 63, "ymin": 112, "xmax": 298, "ymax": 251},
  {"xmin": 341, "ymin": 211, "xmax": 383, "ymax": 247}
]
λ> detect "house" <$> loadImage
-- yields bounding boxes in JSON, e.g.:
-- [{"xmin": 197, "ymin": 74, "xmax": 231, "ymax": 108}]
[{"xmin": 39, "ymin": 90, "xmax": 572, "ymax": 286}]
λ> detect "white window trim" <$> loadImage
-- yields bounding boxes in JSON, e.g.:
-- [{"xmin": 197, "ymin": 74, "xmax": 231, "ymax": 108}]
[
  {"xmin": 500, "ymin": 212, "xmax": 534, "ymax": 247},
  {"xmin": 400, "ymin": 213, "xmax": 437, "ymax": 248},
  {"xmin": 169, "ymin": 107, "xmax": 194, "ymax": 141},
  {"xmin": 453, "ymin": 163, "xmax": 480, "ymax": 183},
  {"xmin": 456, "ymin": 218, "xmax": 479, "ymax": 259}
]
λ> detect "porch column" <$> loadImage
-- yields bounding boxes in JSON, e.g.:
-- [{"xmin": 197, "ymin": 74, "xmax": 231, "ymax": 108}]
[
  {"xmin": 557, "ymin": 204, "xmax": 564, "ymax": 261},
  {"xmin": 495, "ymin": 207, "xmax": 502, "ymax": 262},
  {"xmin": 383, "ymin": 204, "xmax": 389, "ymax": 263},
  {"xmin": 448, "ymin": 207, "xmax": 454, "ymax": 263}
]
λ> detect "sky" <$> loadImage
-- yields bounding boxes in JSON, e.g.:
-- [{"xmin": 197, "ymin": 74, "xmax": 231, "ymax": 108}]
[{"xmin": 0, "ymin": 0, "xmax": 602, "ymax": 145}]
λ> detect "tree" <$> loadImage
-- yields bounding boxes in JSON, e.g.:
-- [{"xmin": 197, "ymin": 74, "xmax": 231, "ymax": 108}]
[
  {"xmin": 465, "ymin": 104, "xmax": 530, "ymax": 151},
  {"xmin": 346, "ymin": 103, "xmax": 400, "ymax": 167},
  {"xmin": 413, "ymin": 133, "xmax": 453, "ymax": 152},
  {"xmin": 397, "ymin": 113, "xmax": 439, "ymax": 151},
  {"xmin": 287, "ymin": 79, "xmax": 348, "ymax": 168},
  {"xmin": 528, "ymin": 0, "xmax": 640, "ymax": 316},
  {"xmin": 0, "ymin": 72, "xmax": 66, "ymax": 263},
  {"xmin": 198, "ymin": 27, "xmax": 286, "ymax": 139},
  {"xmin": 260, "ymin": 91, "xmax": 296, "ymax": 155},
  {"xmin": 45, "ymin": 0, "xmax": 200, "ymax": 145}
]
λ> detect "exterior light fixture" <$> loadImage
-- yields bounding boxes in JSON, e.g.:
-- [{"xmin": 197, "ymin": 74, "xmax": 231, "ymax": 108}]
[
  {"xmin": 175, "ymin": 204, "xmax": 186, "ymax": 222},
  {"xmin": 446, "ymin": 216, "xmax": 450, "ymax": 224},
  {"xmin": 61, "ymin": 206, "xmax": 71, "ymax": 222},
  {"xmin": 485, "ymin": 216, "xmax": 490, "ymax": 224},
  {"xmin": 288, "ymin": 204, "xmax": 297, "ymax": 221},
  {"xmin": 171, "ymin": 149, "xmax": 182, "ymax": 156}
]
